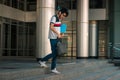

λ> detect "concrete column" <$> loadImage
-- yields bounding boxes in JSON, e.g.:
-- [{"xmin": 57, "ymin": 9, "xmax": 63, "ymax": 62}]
[
  {"xmin": 77, "ymin": 0, "xmax": 89, "ymax": 58},
  {"xmin": 89, "ymin": 21, "xmax": 97, "ymax": 58},
  {"xmin": 36, "ymin": 0, "xmax": 55, "ymax": 59}
]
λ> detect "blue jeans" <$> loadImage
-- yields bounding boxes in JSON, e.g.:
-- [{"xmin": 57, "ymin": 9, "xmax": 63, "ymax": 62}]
[{"xmin": 41, "ymin": 39, "xmax": 58, "ymax": 70}]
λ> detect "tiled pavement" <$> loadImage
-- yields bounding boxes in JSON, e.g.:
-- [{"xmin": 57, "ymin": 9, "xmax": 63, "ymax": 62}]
[{"xmin": 0, "ymin": 57, "xmax": 120, "ymax": 80}]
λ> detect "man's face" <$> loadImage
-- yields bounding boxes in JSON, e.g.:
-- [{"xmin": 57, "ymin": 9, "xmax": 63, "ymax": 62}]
[{"xmin": 59, "ymin": 13, "xmax": 67, "ymax": 20}]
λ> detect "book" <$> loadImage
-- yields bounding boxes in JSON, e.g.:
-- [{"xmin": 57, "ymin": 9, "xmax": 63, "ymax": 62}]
[{"xmin": 60, "ymin": 24, "xmax": 67, "ymax": 33}]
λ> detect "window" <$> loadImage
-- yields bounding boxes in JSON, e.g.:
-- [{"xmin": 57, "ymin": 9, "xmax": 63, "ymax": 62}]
[
  {"xmin": 55, "ymin": 0, "xmax": 77, "ymax": 10},
  {"xmin": 18, "ymin": 0, "xmax": 25, "ymax": 10},
  {"xmin": 3, "ymin": 0, "xmax": 25, "ymax": 11},
  {"xmin": 12, "ymin": 0, "xmax": 18, "ymax": 8},
  {"xmin": 89, "ymin": 0, "xmax": 106, "ymax": 8},
  {"xmin": 26, "ymin": 0, "xmax": 36, "ymax": 11},
  {"xmin": 4, "ymin": 0, "xmax": 11, "ymax": 6},
  {"xmin": 1, "ymin": 17, "xmax": 36, "ymax": 56},
  {"xmin": 0, "ymin": 0, "xmax": 3, "ymax": 4}
]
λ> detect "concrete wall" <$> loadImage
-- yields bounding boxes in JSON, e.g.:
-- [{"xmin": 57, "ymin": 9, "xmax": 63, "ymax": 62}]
[
  {"xmin": 89, "ymin": 9, "xmax": 107, "ymax": 20},
  {"xmin": 0, "ymin": 4, "xmax": 36, "ymax": 22},
  {"xmin": 0, "ymin": 4, "xmax": 107, "ymax": 22},
  {"xmin": 0, "ymin": 4, "xmax": 25, "ymax": 21},
  {"xmin": 25, "ymin": 12, "xmax": 36, "ymax": 22}
]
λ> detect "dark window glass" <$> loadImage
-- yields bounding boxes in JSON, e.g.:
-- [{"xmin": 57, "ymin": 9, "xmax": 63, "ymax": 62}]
[
  {"xmin": 55, "ymin": 0, "xmax": 77, "ymax": 10},
  {"xmin": 0, "ymin": 17, "xmax": 2, "ymax": 22},
  {"xmin": 26, "ymin": 0, "xmax": 36, "ymax": 11},
  {"xmin": 0, "ymin": 0, "xmax": 3, "ymax": 4},
  {"xmin": 12, "ymin": 0, "xmax": 18, "ymax": 8},
  {"xmin": 3, "ymin": 23, "xmax": 11, "ymax": 49},
  {"xmin": 72, "ymin": 0, "xmax": 77, "ymax": 9},
  {"xmin": 3, "ymin": 0, "xmax": 25, "ymax": 11},
  {"xmin": 11, "ymin": 25, "xmax": 17, "ymax": 49},
  {"xmin": 4, "ymin": 0, "xmax": 11, "ymax": 6},
  {"xmin": 18, "ymin": 0, "xmax": 25, "ymax": 10},
  {"xmin": 89, "ymin": 0, "xmax": 106, "ymax": 8},
  {"xmin": 1, "ymin": 17, "xmax": 36, "ymax": 57}
]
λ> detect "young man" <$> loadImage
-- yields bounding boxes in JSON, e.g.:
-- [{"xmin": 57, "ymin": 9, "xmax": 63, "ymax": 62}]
[{"xmin": 39, "ymin": 8, "xmax": 69, "ymax": 74}]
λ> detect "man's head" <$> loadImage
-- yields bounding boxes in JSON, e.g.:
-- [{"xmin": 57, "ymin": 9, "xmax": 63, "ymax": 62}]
[{"xmin": 58, "ymin": 8, "xmax": 69, "ymax": 20}]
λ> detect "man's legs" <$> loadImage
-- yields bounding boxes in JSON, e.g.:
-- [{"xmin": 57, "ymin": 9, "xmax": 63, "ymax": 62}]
[
  {"xmin": 40, "ymin": 39, "xmax": 60, "ymax": 73},
  {"xmin": 40, "ymin": 39, "xmax": 57, "ymax": 61},
  {"xmin": 40, "ymin": 39, "xmax": 58, "ymax": 67},
  {"xmin": 50, "ymin": 39, "xmax": 60, "ymax": 74},
  {"xmin": 41, "ymin": 53, "xmax": 52, "ymax": 61},
  {"xmin": 49, "ymin": 39, "xmax": 58, "ymax": 70}
]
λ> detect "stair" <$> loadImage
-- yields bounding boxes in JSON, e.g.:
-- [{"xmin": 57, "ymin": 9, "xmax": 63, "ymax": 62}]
[{"xmin": 0, "ymin": 59, "xmax": 119, "ymax": 80}]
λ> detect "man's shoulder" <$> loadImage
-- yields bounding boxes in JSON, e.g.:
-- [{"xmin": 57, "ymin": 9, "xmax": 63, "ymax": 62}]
[
  {"xmin": 51, "ymin": 15, "xmax": 59, "ymax": 22},
  {"xmin": 51, "ymin": 15, "xmax": 57, "ymax": 18}
]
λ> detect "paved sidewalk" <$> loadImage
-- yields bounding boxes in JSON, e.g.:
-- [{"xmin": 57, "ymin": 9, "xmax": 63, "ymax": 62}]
[
  {"xmin": 1, "ymin": 57, "xmax": 117, "ymax": 80},
  {"xmin": 0, "ymin": 57, "xmax": 76, "ymax": 73}
]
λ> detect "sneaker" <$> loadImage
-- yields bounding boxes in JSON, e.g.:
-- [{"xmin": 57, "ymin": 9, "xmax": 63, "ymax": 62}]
[
  {"xmin": 39, "ymin": 61, "xmax": 48, "ymax": 68},
  {"xmin": 51, "ymin": 68, "xmax": 60, "ymax": 74}
]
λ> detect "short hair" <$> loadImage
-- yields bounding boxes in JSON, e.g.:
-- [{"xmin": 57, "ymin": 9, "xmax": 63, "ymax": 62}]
[{"xmin": 59, "ymin": 8, "xmax": 69, "ymax": 17}]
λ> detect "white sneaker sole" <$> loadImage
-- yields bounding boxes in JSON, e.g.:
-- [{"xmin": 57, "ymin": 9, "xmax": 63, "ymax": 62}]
[
  {"xmin": 40, "ymin": 65, "xmax": 48, "ymax": 68},
  {"xmin": 51, "ymin": 71, "xmax": 61, "ymax": 74}
]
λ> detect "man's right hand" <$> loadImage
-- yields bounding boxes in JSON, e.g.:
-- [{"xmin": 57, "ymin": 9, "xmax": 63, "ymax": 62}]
[{"xmin": 58, "ymin": 34, "xmax": 63, "ymax": 38}]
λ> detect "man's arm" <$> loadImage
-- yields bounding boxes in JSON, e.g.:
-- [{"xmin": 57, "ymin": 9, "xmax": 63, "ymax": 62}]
[{"xmin": 50, "ymin": 23, "xmax": 62, "ymax": 38}]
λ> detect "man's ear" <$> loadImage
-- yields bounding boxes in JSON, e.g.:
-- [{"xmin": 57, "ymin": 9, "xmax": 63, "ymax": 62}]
[{"xmin": 58, "ymin": 11, "xmax": 61, "ymax": 15}]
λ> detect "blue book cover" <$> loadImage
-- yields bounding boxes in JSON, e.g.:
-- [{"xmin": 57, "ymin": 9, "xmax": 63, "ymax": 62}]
[{"xmin": 60, "ymin": 24, "xmax": 67, "ymax": 33}]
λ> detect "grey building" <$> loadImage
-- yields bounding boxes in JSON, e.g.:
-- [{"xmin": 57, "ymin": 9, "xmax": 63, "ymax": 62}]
[{"xmin": 0, "ymin": 0, "xmax": 120, "ymax": 60}]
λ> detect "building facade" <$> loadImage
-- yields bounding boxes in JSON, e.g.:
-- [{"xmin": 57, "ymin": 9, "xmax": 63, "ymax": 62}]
[{"xmin": 0, "ymin": 0, "xmax": 120, "ymax": 59}]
